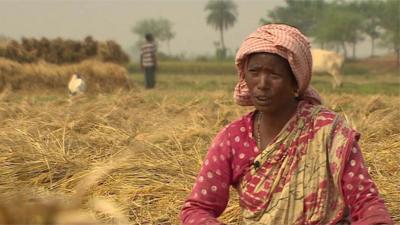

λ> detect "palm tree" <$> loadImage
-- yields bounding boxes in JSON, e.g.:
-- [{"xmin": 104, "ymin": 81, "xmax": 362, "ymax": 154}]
[{"xmin": 205, "ymin": 0, "xmax": 238, "ymax": 53}]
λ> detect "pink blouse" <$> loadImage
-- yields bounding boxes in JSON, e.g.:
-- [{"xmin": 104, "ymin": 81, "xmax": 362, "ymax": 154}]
[{"xmin": 180, "ymin": 113, "xmax": 393, "ymax": 225}]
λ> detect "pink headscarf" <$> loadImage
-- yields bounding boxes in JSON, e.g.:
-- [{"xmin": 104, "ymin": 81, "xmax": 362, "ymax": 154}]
[{"xmin": 234, "ymin": 24, "xmax": 322, "ymax": 106}]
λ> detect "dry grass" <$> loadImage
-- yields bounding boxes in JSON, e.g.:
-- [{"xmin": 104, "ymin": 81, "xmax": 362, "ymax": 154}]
[
  {"xmin": 0, "ymin": 58, "xmax": 132, "ymax": 93},
  {"xmin": 0, "ymin": 82, "xmax": 399, "ymax": 224}
]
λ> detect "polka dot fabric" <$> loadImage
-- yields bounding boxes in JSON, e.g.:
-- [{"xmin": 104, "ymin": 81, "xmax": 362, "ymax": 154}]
[
  {"xmin": 180, "ymin": 105, "xmax": 394, "ymax": 224},
  {"xmin": 180, "ymin": 111, "xmax": 260, "ymax": 225},
  {"xmin": 341, "ymin": 142, "xmax": 393, "ymax": 225}
]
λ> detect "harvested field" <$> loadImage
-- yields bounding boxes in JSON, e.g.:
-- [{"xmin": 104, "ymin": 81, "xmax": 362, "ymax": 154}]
[
  {"xmin": 0, "ymin": 73, "xmax": 399, "ymax": 224},
  {"xmin": 0, "ymin": 58, "xmax": 131, "ymax": 93}
]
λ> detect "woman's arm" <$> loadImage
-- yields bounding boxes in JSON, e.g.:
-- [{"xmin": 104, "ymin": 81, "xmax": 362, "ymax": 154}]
[
  {"xmin": 340, "ymin": 142, "xmax": 394, "ymax": 225},
  {"xmin": 180, "ymin": 130, "xmax": 233, "ymax": 225}
]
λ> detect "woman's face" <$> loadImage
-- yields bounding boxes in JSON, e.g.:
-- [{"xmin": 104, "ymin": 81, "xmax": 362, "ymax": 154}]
[{"xmin": 244, "ymin": 53, "xmax": 298, "ymax": 114}]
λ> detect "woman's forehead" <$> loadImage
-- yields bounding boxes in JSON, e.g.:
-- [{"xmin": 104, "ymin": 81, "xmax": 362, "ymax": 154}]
[{"xmin": 247, "ymin": 52, "xmax": 289, "ymax": 68}]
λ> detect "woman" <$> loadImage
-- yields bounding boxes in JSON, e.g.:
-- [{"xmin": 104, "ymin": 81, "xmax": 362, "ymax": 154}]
[{"xmin": 180, "ymin": 24, "xmax": 393, "ymax": 225}]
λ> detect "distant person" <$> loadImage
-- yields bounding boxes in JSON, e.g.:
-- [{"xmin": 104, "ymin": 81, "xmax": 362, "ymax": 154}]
[
  {"xmin": 180, "ymin": 24, "xmax": 394, "ymax": 225},
  {"xmin": 140, "ymin": 33, "xmax": 157, "ymax": 89}
]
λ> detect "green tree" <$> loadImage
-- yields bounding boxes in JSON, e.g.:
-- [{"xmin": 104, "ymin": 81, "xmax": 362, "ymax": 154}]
[
  {"xmin": 157, "ymin": 19, "xmax": 175, "ymax": 55},
  {"xmin": 260, "ymin": 0, "xmax": 325, "ymax": 36},
  {"xmin": 261, "ymin": 0, "xmax": 370, "ymax": 59},
  {"xmin": 205, "ymin": 0, "xmax": 238, "ymax": 58},
  {"xmin": 313, "ymin": 2, "xmax": 364, "ymax": 59},
  {"xmin": 359, "ymin": 0, "xmax": 383, "ymax": 57},
  {"xmin": 378, "ymin": 0, "xmax": 400, "ymax": 70},
  {"xmin": 343, "ymin": 2, "xmax": 365, "ymax": 59},
  {"xmin": 132, "ymin": 18, "xmax": 175, "ymax": 54}
]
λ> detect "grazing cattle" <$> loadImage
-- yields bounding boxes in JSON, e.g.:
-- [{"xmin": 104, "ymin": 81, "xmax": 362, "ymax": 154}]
[
  {"xmin": 312, "ymin": 49, "xmax": 344, "ymax": 88},
  {"xmin": 68, "ymin": 73, "xmax": 86, "ymax": 97}
]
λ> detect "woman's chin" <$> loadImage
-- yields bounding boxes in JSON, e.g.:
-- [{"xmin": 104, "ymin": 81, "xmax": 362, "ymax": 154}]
[
  {"xmin": 254, "ymin": 104, "xmax": 276, "ymax": 113},
  {"xmin": 252, "ymin": 97, "xmax": 274, "ymax": 109}
]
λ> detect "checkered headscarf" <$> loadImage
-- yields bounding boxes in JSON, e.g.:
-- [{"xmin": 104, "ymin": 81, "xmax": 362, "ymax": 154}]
[{"xmin": 234, "ymin": 24, "xmax": 322, "ymax": 106}]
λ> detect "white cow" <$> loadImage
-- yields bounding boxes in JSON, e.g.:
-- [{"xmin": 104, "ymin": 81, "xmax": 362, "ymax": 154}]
[
  {"xmin": 312, "ymin": 49, "xmax": 344, "ymax": 88},
  {"xmin": 68, "ymin": 73, "xmax": 86, "ymax": 97}
]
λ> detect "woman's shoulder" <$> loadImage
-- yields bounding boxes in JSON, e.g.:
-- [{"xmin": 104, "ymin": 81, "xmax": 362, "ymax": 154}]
[
  {"xmin": 305, "ymin": 102, "xmax": 359, "ymax": 137},
  {"xmin": 315, "ymin": 104, "xmax": 351, "ymax": 127},
  {"xmin": 301, "ymin": 101, "xmax": 338, "ymax": 123},
  {"xmin": 300, "ymin": 102, "xmax": 347, "ymax": 131},
  {"xmin": 214, "ymin": 111, "xmax": 255, "ymax": 140},
  {"xmin": 222, "ymin": 111, "xmax": 255, "ymax": 132}
]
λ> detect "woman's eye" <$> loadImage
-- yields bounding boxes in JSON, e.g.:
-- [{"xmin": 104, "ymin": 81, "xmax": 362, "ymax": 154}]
[
  {"xmin": 271, "ymin": 73, "xmax": 282, "ymax": 79},
  {"xmin": 248, "ymin": 69, "xmax": 258, "ymax": 75}
]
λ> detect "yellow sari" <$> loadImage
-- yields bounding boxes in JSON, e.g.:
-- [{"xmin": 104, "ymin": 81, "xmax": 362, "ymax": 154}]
[{"xmin": 238, "ymin": 101, "xmax": 357, "ymax": 225}]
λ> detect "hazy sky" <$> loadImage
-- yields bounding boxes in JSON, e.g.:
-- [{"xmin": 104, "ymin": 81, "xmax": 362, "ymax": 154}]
[
  {"xmin": 0, "ymin": 0, "xmax": 387, "ymax": 58},
  {"xmin": 0, "ymin": 0, "xmax": 285, "ymax": 57}
]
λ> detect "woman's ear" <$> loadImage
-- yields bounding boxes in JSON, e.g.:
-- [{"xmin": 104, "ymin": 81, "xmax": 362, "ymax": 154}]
[
  {"xmin": 291, "ymin": 78, "xmax": 299, "ymax": 98},
  {"xmin": 293, "ymin": 90, "xmax": 299, "ymax": 98},
  {"xmin": 291, "ymin": 78, "xmax": 299, "ymax": 95}
]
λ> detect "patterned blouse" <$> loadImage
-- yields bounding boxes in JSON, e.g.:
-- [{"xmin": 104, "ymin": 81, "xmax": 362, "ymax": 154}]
[{"xmin": 180, "ymin": 101, "xmax": 393, "ymax": 225}]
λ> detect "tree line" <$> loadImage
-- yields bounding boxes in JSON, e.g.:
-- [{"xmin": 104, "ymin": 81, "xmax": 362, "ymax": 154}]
[
  {"xmin": 261, "ymin": 0, "xmax": 399, "ymax": 63},
  {"xmin": 0, "ymin": 36, "xmax": 130, "ymax": 64}
]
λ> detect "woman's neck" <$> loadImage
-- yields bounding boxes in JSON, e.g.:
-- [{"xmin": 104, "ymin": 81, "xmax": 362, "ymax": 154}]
[
  {"xmin": 263, "ymin": 100, "xmax": 298, "ymax": 129},
  {"xmin": 258, "ymin": 100, "xmax": 299, "ymax": 146}
]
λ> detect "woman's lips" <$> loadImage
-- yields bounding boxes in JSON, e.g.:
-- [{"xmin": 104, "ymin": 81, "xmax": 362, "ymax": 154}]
[{"xmin": 255, "ymin": 96, "xmax": 272, "ymax": 105}]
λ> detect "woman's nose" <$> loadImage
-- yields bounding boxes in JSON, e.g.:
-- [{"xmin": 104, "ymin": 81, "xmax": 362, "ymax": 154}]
[{"xmin": 257, "ymin": 74, "xmax": 270, "ymax": 90}]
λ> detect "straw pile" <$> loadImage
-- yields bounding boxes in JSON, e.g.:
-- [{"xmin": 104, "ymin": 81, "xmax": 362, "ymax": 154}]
[
  {"xmin": 0, "ymin": 89, "xmax": 398, "ymax": 224},
  {"xmin": 0, "ymin": 58, "xmax": 131, "ymax": 93}
]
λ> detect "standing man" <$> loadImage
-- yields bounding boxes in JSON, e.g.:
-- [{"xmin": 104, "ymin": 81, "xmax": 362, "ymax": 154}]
[{"xmin": 140, "ymin": 33, "xmax": 157, "ymax": 89}]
